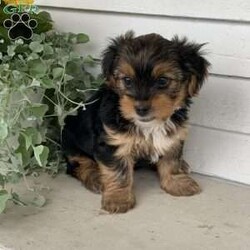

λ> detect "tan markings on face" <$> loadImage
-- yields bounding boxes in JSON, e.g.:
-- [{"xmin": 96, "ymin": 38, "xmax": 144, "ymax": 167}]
[
  {"xmin": 134, "ymin": 100, "xmax": 151, "ymax": 109},
  {"xmin": 152, "ymin": 62, "xmax": 182, "ymax": 80},
  {"xmin": 152, "ymin": 62, "xmax": 185, "ymax": 103},
  {"xmin": 119, "ymin": 95, "xmax": 136, "ymax": 120},
  {"xmin": 117, "ymin": 61, "xmax": 135, "ymax": 78},
  {"xmin": 120, "ymin": 87, "xmax": 187, "ymax": 121},
  {"xmin": 151, "ymin": 94, "xmax": 175, "ymax": 120},
  {"xmin": 109, "ymin": 61, "xmax": 135, "ymax": 93},
  {"xmin": 152, "ymin": 87, "xmax": 186, "ymax": 120},
  {"xmin": 117, "ymin": 62, "xmax": 135, "ymax": 88}
]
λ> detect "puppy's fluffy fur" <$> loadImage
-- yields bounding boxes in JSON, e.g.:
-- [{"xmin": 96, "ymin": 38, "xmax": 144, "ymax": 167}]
[{"xmin": 62, "ymin": 32, "xmax": 210, "ymax": 213}]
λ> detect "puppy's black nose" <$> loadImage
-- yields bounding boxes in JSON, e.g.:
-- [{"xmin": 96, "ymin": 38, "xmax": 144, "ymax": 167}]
[{"xmin": 135, "ymin": 105, "xmax": 150, "ymax": 117}]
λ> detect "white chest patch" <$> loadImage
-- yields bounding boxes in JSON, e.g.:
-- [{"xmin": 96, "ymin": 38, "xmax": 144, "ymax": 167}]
[{"xmin": 135, "ymin": 119, "xmax": 177, "ymax": 163}]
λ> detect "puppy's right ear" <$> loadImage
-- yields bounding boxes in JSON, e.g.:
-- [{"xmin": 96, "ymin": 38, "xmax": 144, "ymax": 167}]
[{"xmin": 102, "ymin": 31, "xmax": 134, "ymax": 80}]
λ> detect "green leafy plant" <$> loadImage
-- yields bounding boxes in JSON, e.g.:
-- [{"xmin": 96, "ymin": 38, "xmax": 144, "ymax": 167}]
[{"xmin": 0, "ymin": 31, "xmax": 103, "ymax": 213}]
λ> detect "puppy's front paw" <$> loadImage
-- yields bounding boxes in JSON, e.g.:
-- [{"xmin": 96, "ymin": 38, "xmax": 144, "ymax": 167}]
[
  {"xmin": 161, "ymin": 174, "xmax": 201, "ymax": 196},
  {"xmin": 101, "ymin": 192, "xmax": 136, "ymax": 213}
]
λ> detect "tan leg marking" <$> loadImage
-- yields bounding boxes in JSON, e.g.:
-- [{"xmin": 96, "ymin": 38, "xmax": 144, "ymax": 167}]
[
  {"xmin": 99, "ymin": 161, "xmax": 136, "ymax": 213},
  {"xmin": 157, "ymin": 159, "xmax": 201, "ymax": 196},
  {"xmin": 68, "ymin": 156, "xmax": 102, "ymax": 194}
]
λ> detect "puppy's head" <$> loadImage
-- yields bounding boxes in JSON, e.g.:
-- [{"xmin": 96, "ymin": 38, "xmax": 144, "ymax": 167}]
[{"xmin": 102, "ymin": 31, "xmax": 210, "ymax": 123}]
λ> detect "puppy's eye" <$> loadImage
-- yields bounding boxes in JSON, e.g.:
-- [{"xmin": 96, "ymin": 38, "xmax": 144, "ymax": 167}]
[
  {"xmin": 155, "ymin": 77, "xmax": 170, "ymax": 88},
  {"xmin": 122, "ymin": 77, "xmax": 133, "ymax": 88}
]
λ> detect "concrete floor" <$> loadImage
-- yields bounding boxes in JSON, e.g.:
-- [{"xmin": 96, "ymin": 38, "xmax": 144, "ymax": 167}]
[{"xmin": 0, "ymin": 170, "xmax": 250, "ymax": 250}]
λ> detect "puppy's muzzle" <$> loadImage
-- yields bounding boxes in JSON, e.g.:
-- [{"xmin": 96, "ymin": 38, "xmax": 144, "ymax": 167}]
[{"xmin": 135, "ymin": 103, "xmax": 151, "ymax": 117}]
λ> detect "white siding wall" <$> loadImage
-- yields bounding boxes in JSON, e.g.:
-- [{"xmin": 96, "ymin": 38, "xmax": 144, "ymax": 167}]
[{"xmin": 37, "ymin": 1, "xmax": 250, "ymax": 184}]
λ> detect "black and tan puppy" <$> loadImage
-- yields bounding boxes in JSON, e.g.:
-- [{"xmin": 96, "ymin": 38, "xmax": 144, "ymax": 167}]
[{"xmin": 62, "ymin": 31, "xmax": 209, "ymax": 213}]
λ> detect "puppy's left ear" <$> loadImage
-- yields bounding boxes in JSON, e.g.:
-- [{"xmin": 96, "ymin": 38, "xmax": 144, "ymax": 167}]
[{"xmin": 172, "ymin": 37, "xmax": 210, "ymax": 96}]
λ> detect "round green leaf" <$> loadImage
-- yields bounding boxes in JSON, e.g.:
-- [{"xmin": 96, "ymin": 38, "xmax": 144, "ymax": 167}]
[
  {"xmin": 29, "ymin": 103, "xmax": 48, "ymax": 118},
  {"xmin": 52, "ymin": 67, "xmax": 64, "ymax": 79},
  {"xmin": 27, "ymin": 53, "xmax": 39, "ymax": 61},
  {"xmin": 28, "ymin": 59, "xmax": 47, "ymax": 78},
  {"xmin": 21, "ymin": 127, "xmax": 43, "ymax": 149},
  {"xmin": 33, "ymin": 145, "xmax": 49, "ymax": 167},
  {"xmin": 30, "ymin": 79, "xmax": 41, "ymax": 87},
  {"xmin": 77, "ymin": 33, "xmax": 89, "ymax": 43},
  {"xmin": 83, "ymin": 55, "xmax": 96, "ymax": 66},
  {"xmin": 64, "ymin": 74, "xmax": 74, "ymax": 82},
  {"xmin": 7, "ymin": 45, "xmax": 16, "ymax": 57},
  {"xmin": 29, "ymin": 42, "xmax": 44, "ymax": 53},
  {"xmin": 12, "ymin": 70, "xmax": 22, "ymax": 80},
  {"xmin": 43, "ymin": 44, "xmax": 54, "ymax": 55},
  {"xmin": 41, "ymin": 77, "xmax": 54, "ymax": 89}
]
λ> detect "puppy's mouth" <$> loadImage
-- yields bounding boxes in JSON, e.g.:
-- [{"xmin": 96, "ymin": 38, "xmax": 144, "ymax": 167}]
[{"xmin": 136, "ymin": 116, "xmax": 155, "ymax": 122}]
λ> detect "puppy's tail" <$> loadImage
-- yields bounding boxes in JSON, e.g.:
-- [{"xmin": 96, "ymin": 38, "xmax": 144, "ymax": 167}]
[{"xmin": 67, "ymin": 155, "xmax": 102, "ymax": 194}]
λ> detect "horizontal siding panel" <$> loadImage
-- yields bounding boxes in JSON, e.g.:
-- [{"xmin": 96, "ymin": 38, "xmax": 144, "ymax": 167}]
[
  {"xmin": 184, "ymin": 126, "xmax": 250, "ymax": 185},
  {"xmin": 211, "ymin": 55, "xmax": 250, "ymax": 78},
  {"xmin": 37, "ymin": 0, "xmax": 250, "ymax": 22},
  {"xmin": 45, "ymin": 8, "xmax": 250, "ymax": 78},
  {"xmin": 190, "ymin": 76, "xmax": 250, "ymax": 134}
]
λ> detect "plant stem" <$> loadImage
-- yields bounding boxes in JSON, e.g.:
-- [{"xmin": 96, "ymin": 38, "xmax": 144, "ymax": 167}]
[
  {"xmin": 43, "ymin": 95, "xmax": 58, "ymax": 106},
  {"xmin": 45, "ymin": 136, "xmax": 61, "ymax": 147},
  {"xmin": 58, "ymin": 90, "xmax": 86, "ymax": 108}
]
